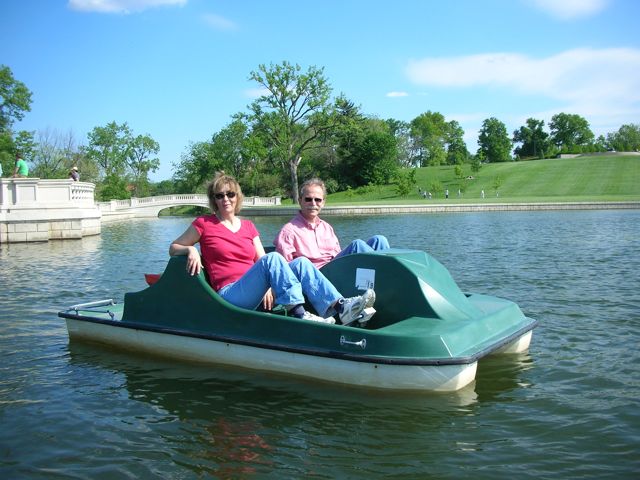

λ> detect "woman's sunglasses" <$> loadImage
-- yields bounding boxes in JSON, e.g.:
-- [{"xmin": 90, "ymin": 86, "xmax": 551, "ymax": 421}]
[{"xmin": 214, "ymin": 191, "xmax": 236, "ymax": 200}]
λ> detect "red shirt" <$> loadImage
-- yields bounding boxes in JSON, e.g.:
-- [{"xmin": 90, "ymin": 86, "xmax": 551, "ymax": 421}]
[{"xmin": 192, "ymin": 215, "xmax": 259, "ymax": 291}]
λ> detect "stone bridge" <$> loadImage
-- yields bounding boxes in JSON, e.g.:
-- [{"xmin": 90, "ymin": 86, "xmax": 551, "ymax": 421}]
[
  {"xmin": 1, "ymin": 178, "xmax": 101, "ymax": 243},
  {"xmin": 1, "ymin": 179, "xmax": 282, "ymax": 242},
  {"xmin": 97, "ymin": 194, "xmax": 281, "ymax": 221}
]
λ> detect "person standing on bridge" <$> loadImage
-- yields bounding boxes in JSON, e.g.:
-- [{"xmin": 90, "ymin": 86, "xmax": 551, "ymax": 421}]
[
  {"xmin": 169, "ymin": 172, "xmax": 376, "ymax": 326},
  {"xmin": 68, "ymin": 166, "xmax": 80, "ymax": 181},
  {"xmin": 274, "ymin": 178, "xmax": 390, "ymax": 270},
  {"xmin": 12, "ymin": 152, "xmax": 28, "ymax": 178}
]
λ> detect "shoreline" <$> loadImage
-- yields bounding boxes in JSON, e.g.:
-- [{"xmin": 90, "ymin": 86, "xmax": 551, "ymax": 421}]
[{"xmin": 242, "ymin": 201, "xmax": 640, "ymax": 216}]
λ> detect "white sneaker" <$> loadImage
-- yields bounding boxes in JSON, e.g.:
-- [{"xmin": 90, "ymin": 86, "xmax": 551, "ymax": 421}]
[
  {"xmin": 301, "ymin": 311, "xmax": 336, "ymax": 324},
  {"xmin": 339, "ymin": 289, "xmax": 376, "ymax": 326}
]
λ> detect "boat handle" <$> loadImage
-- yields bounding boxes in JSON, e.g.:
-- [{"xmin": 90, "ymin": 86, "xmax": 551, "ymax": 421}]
[{"xmin": 340, "ymin": 335, "xmax": 366, "ymax": 349}]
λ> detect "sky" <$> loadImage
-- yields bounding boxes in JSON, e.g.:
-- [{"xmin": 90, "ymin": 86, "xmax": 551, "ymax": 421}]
[{"xmin": 2, "ymin": 0, "xmax": 639, "ymax": 181}]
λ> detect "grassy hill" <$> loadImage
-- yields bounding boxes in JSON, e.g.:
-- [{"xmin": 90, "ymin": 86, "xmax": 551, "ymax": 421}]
[{"xmin": 325, "ymin": 154, "xmax": 640, "ymax": 205}]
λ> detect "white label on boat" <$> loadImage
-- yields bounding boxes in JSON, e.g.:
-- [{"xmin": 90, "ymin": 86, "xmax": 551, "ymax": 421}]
[{"xmin": 355, "ymin": 268, "xmax": 376, "ymax": 290}]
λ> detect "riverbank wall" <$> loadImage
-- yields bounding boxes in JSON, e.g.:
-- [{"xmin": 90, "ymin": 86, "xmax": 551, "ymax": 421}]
[{"xmin": 242, "ymin": 201, "xmax": 640, "ymax": 216}]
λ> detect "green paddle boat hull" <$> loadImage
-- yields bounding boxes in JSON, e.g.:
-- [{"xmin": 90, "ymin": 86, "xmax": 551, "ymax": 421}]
[{"xmin": 59, "ymin": 250, "xmax": 537, "ymax": 392}]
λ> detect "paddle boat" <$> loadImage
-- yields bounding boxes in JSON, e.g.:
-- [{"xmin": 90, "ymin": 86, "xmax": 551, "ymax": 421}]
[{"xmin": 58, "ymin": 249, "xmax": 537, "ymax": 392}]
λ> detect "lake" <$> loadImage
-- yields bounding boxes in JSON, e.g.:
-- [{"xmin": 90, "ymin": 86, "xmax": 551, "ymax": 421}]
[{"xmin": 1, "ymin": 209, "xmax": 638, "ymax": 479}]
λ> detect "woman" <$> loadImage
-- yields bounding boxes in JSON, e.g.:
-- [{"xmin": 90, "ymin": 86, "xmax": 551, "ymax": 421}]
[{"xmin": 169, "ymin": 172, "xmax": 375, "ymax": 325}]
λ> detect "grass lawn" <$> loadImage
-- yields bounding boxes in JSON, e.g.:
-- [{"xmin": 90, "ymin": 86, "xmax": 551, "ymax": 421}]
[{"xmin": 320, "ymin": 154, "xmax": 640, "ymax": 205}]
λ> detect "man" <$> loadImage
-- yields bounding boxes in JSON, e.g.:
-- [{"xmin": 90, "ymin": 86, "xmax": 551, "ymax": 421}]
[
  {"xmin": 69, "ymin": 166, "xmax": 80, "ymax": 181},
  {"xmin": 12, "ymin": 153, "xmax": 28, "ymax": 178},
  {"xmin": 274, "ymin": 178, "xmax": 390, "ymax": 269}
]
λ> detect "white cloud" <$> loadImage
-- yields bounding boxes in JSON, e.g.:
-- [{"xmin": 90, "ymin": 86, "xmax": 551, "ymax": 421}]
[
  {"xmin": 202, "ymin": 13, "xmax": 238, "ymax": 31},
  {"xmin": 408, "ymin": 48, "xmax": 640, "ymax": 150},
  {"xmin": 68, "ymin": 0, "xmax": 186, "ymax": 14},
  {"xmin": 406, "ymin": 47, "xmax": 640, "ymax": 106},
  {"xmin": 386, "ymin": 91, "xmax": 409, "ymax": 98},
  {"xmin": 526, "ymin": 0, "xmax": 610, "ymax": 20}
]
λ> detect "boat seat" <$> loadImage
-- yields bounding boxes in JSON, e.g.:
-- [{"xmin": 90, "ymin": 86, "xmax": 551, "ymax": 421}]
[{"xmin": 320, "ymin": 249, "xmax": 481, "ymax": 328}]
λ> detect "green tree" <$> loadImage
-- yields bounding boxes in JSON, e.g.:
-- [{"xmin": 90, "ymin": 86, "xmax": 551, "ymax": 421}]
[
  {"xmin": 85, "ymin": 121, "xmax": 160, "ymax": 200},
  {"xmin": 394, "ymin": 168, "xmax": 416, "ymax": 197},
  {"xmin": 513, "ymin": 118, "xmax": 549, "ymax": 159},
  {"xmin": 549, "ymin": 113, "xmax": 594, "ymax": 152},
  {"xmin": 127, "ymin": 134, "xmax": 160, "ymax": 197},
  {"xmin": 338, "ymin": 118, "xmax": 398, "ymax": 187},
  {"xmin": 0, "ymin": 65, "xmax": 34, "ymax": 173},
  {"xmin": 606, "ymin": 123, "xmax": 640, "ymax": 152},
  {"xmin": 492, "ymin": 175, "xmax": 504, "ymax": 196},
  {"xmin": 246, "ymin": 61, "xmax": 338, "ymax": 202},
  {"xmin": 478, "ymin": 117, "xmax": 512, "ymax": 162},
  {"xmin": 85, "ymin": 121, "xmax": 132, "ymax": 178},
  {"xmin": 0, "ymin": 65, "xmax": 32, "ymax": 132},
  {"xmin": 446, "ymin": 120, "xmax": 469, "ymax": 165},
  {"xmin": 410, "ymin": 111, "xmax": 448, "ymax": 166},
  {"xmin": 173, "ymin": 140, "xmax": 221, "ymax": 193},
  {"xmin": 385, "ymin": 119, "xmax": 415, "ymax": 167},
  {"xmin": 173, "ymin": 118, "xmax": 267, "ymax": 194}
]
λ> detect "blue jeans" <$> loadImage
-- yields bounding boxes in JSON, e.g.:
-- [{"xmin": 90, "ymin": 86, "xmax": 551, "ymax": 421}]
[
  {"xmin": 334, "ymin": 235, "xmax": 390, "ymax": 260},
  {"xmin": 218, "ymin": 253, "xmax": 341, "ymax": 317}
]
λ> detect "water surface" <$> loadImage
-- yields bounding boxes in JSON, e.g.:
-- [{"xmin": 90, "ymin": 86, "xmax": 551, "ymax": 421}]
[{"xmin": 1, "ymin": 210, "xmax": 638, "ymax": 479}]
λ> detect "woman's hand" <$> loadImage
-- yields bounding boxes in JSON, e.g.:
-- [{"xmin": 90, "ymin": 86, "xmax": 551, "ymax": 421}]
[
  {"xmin": 262, "ymin": 288, "xmax": 274, "ymax": 311},
  {"xmin": 169, "ymin": 225, "xmax": 202, "ymax": 275},
  {"xmin": 186, "ymin": 246, "xmax": 202, "ymax": 276}
]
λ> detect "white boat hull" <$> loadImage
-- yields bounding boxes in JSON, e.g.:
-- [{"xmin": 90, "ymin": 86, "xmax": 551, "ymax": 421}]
[
  {"xmin": 492, "ymin": 330, "xmax": 533, "ymax": 354},
  {"xmin": 66, "ymin": 318, "xmax": 478, "ymax": 392}
]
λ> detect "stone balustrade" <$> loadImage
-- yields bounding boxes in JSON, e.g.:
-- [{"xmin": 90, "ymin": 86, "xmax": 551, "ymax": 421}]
[
  {"xmin": 97, "ymin": 194, "xmax": 281, "ymax": 221},
  {"xmin": 0, "ymin": 178, "xmax": 102, "ymax": 243}
]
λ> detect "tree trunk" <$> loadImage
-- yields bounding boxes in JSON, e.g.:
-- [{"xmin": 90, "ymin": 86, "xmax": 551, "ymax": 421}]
[{"xmin": 289, "ymin": 154, "xmax": 302, "ymax": 203}]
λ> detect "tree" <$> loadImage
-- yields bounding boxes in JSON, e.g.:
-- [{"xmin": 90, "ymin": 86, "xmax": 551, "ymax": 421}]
[
  {"xmin": 31, "ymin": 128, "xmax": 82, "ymax": 179},
  {"xmin": 385, "ymin": 119, "xmax": 415, "ymax": 167},
  {"xmin": 410, "ymin": 111, "xmax": 448, "ymax": 166},
  {"xmin": 394, "ymin": 168, "xmax": 416, "ymax": 197},
  {"xmin": 478, "ymin": 117, "xmax": 512, "ymax": 162},
  {"xmin": 445, "ymin": 120, "xmax": 469, "ymax": 165},
  {"xmin": 172, "ymin": 118, "xmax": 267, "ymax": 194},
  {"xmin": 338, "ymin": 118, "xmax": 398, "ymax": 187},
  {"xmin": 85, "ymin": 121, "xmax": 160, "ymax": 200},
  {"xmin": 127, "ymin": 134, "xmax": 160, "ymax": 197},
  {"xmin": 0, "ymin": 65, "xmax": 32, "ymax": 132},
  {"xmin": 173, "ymin": 140, "xmax": 220, "ymax": 193},
  {"xmin": 85, "ymin": 121, "xmax": 132, "ymax": 179},
  {"xmin": 513, "ymin": 118, "xmax": 549, "ymax": 159},
  {"xmin": 606, "ymin": 123, "xmax": 640, "ymax": 152},
  {"xmin": 549, "ymin": 113, "xmax": 594, "ymax": 152},
  {"xmin": 492, "ymin": 175, "xmax": 504, "ymax": 196},
  {"xmin": 246, "ymin": 61, "xmax": 338, "ymax": 203},
  {"xmin": 0, "ymin": 65, "xmax": 33, "ymax": 173}
]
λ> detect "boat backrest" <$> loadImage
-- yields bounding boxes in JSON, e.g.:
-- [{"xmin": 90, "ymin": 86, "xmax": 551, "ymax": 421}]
[{"xmin": 320, "ymin": 249, "xmax": 481, "ymax": 328}]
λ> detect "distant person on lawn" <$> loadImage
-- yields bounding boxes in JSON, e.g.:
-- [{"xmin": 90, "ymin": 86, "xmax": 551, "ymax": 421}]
[{"xmin": 274, "ymin": 178, "xmax": 390, "ymax": 269}]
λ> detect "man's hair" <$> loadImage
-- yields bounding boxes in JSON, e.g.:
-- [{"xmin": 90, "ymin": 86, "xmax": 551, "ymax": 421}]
[{"xmin": 299, "ymin": 178, "xmax": 327, "ymax": 198}]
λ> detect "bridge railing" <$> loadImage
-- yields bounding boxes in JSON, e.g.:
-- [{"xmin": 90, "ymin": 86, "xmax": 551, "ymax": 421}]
[
  {"xmin": 96, "ymin": 194, "xmax": 281, "ymax": 213},
  {"xmin": 1, "ymin": 178, "xmax": 96, "ymax": 209}
]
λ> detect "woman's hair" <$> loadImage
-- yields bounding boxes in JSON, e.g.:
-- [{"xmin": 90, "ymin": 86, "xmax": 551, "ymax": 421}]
[
  {"xmin": 299, "ymin": 178, "xmax": 327, "ymax": 199},
  {"xmin": 206, "ymin": 171, "xmax": 244, "ymax": 213}
]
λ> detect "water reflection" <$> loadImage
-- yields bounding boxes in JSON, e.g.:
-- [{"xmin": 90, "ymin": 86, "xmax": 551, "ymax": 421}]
[{"xmin": 65, "ymin": 340, "xmax": 507, "ymax": 476}]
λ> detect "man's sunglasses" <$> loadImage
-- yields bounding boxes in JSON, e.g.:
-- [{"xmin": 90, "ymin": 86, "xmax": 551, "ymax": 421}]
[
  {"xmin": 214, "ymin": 191, "xmax": 236, "ymax": 200},
  {"xmin": 304, "ymin": 197, "xmax": 323, "ymax": 203}
]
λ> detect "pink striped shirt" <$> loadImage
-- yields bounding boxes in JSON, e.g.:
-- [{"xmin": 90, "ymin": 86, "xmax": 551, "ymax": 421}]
[{"xmin": 274, "ymin": 212, "xmax": 341, "ymax": 268}]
